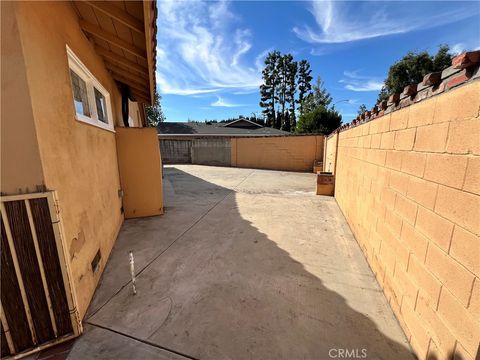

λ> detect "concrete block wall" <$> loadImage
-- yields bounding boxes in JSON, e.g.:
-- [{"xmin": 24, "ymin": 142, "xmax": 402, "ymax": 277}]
[
  {"xmin": 324, "ymin": 133, "xmax": 338, "ymax": 173},
  {"xmin": 160, "ymin": 135, "xmax": 324, "ymax": 172},
  {"xmin": 332, "ymin": 79, "xmax": 479, "ymax": 359},
  {"xmin": 231, "ymin": 135, "xmax": 324, "ymax": 172},
  {"xmin": 192, "ymin": 138, "xmax": 231, "ymax": 166},
  {"xmin": 160, "ymin": 139, "xmax": 192, "ymax": 164}
]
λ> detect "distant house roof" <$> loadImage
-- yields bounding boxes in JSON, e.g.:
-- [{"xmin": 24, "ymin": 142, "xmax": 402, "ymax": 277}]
[
  {"xmin": 157, "ymin": 122, "xmax": 290, "ymax": 136},
  {"xmin": 224, "ymin": 118, "xmax": 262, "ymax": 128}
]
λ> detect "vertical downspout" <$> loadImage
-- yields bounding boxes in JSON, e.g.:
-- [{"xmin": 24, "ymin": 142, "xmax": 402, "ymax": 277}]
[{"xmin": 121, "ymin": 84, "xmax": 129, "ymax": 127}]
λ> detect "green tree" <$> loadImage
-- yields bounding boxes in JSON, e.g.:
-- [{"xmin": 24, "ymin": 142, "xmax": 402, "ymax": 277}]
[
  {"xmin": 283, "ymin": 111, "xmax": 291, "ymax": 132},
  {"xmin": 275, "ymin": 109, "xmax": 282, "ymax": 129},
  {"xmin": 433, "ymin": 45, "xmax": 453, "ymax": 70},
  {"xmin": 259, "ymin": 51, "xmax": 281, "ymax": 127},
  {"xmin": 286, "ymin": 60, "xmax": 298, "ymax": 131},
  {"xmin": 357, "ymin": 104, "xmax": 367, "ymax": 116},
  {"xmin": 376, "ymin": 87, "xmax": 389, "ymax": 103},
  {"xmin": 275, "ymin": 53, "xmax": 297, "ymax": 131},
  {"xmin": 145, "ymin": 92, "xmax": 166, "ymax": 126},
  {"xmin": 276, "ymin": 54, "xmax": 289, "ymax": 129},
  {"xmin": 260, "ymin": 52, "xmax": 311, "ymax": 131},
  {"xmin": 297, "ymin": 60, "xmax": 312, "ymax": 117},
  {"xmin": 295, "ymin": 106, "xmax": 342, "ymax": 135},
  {"xmin": 302, "ymin": 76, "xmax": 332, "ymax": 114},
  {"xmin": 379, "ymin": 45, "xmax": 453, "ymax": 101}
]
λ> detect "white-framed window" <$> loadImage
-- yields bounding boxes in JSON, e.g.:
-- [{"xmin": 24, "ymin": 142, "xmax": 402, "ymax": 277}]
[{"xmin": 67, "ymin": 46, "xmax": 114, "ymax": 131}]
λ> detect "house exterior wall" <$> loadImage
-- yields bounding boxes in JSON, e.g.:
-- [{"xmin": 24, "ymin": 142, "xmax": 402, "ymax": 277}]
[
  {"xmin": 330, "ymin": 80, "xmax": 480, "ymax": 359},
  {"xmin": 231, "ymin": 135, "xmax": 324, "ymax": 172},
  {"xmin": 1, "ymin": 1, "xmax": 45, "ymax": 194},
  {"xmin": 11, "ymin": 1, "xmax": 139, "ymax": 318}
]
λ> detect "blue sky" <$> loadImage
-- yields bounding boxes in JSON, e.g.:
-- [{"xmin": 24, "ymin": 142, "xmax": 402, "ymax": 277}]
[{"xmin": 156, "ymin": 0, "xmax": 480, "ymax": 123}]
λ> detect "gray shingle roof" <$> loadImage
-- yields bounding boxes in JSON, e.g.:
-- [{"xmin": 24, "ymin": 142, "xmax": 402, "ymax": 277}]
[{"xmin": 157, "ymin": 122, "xmax": 290, "ymax": 136}]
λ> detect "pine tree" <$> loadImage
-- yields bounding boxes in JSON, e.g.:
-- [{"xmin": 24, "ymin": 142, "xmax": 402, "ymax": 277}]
[
  {"xmin": 283, "ymin": 111, "xmax": 291, "ymax": 132},
  {"xmin": 297, "ymin": 60, "xmax": 313, "ymax": 117},
  {"xmin": 145, "ymin": 92, "xmax": 166, "ymax": 126},
  {"xmin": 357, "ymin": 104, "xmax": 367, "ymax": 116},
  {"xmin": 286, "ymin": 60, "xmax": 298, "ymax": 131},
  {"xmin": 275, "ymin": 109, "xmax": 282, "ymax": 129},
  {"xmin": 276, "ymin": 54, "xmax": 291, "ymax": 129},
  {"xmin": 302, "ymin": 76, "xmax": 332, "ymax": 114},
  {"xmin": 259, "ymin": 51, "xmax": 281, "ymax": 127}
]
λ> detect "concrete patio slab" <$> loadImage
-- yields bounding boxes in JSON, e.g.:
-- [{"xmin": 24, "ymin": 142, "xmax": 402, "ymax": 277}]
[{"xmin": 72, "ymin": 165, "xmax": 415, "ymax": 360}]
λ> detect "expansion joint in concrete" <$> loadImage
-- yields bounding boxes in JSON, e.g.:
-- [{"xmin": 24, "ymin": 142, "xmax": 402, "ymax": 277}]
[{"xmin": 85, "ymin": 321, "xmax": 198, "ymax": 360}]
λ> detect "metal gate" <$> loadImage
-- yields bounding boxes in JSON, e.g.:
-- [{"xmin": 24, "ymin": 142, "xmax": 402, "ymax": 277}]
[{"xmin": 0, "ymin": 192, "xmax": 82, "ymax": 359}]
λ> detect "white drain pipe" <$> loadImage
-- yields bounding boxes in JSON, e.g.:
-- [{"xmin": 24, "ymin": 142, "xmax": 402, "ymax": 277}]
[{"xmin": 129, "ymin": 251, "xmax": 137, "ymax": 295}]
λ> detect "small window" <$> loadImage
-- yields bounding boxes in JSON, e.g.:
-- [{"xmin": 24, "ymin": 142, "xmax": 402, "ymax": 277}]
[
  {"xmin": 67, "ymin": 46, "xmax": 113, "ymax": 131},
  {"xmin": 94, "ymin": 88, "xmax": 108, "ymax": 124},
  {"xmin": 70, "ymin": 70, "xmax": 91, "ymax": 117}
]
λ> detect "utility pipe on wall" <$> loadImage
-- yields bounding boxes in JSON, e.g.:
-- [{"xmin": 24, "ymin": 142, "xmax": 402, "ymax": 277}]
[{"xmin": 121, "ymin": 84, "xmax": 130, "ymax": 127}]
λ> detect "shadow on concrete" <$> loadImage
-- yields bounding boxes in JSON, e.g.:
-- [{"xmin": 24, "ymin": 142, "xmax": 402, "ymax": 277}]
[
  {"xmin": 427, "ymin": 351, "xmax": 465, "ymax": 360},
  {"xmin": 76, "ymin": 166, "xmax": 418, "ymax": 360}
]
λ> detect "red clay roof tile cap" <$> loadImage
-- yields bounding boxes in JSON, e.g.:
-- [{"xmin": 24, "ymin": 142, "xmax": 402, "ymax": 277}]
[
  {"xmin": 403, "ymin": 84, "xmax": 417, "ymax": 96},
  {"xmin": 452, "ymin": 50, "xmax": 480, "ymax": 69},
  {"xmin": 422, "ymin": 71, "xmax": 442, "ymax": 86},
  {"xmin": 447, "ymin": 70, "xmax": 472, "ymax": 88},
  {"xmin": 388, "ymin": 93, "xmax": 400, "ymax": 104}
]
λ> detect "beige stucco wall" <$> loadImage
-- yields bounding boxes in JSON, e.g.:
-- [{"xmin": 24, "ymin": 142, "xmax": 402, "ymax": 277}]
[
  {"xmin": 1, "ymin": 1, "xmax": 45, "ymax": 194},
  {"xmin": 330, "ymin": 81, "xmax": 480, "ymax": 359},
  {"xmin": 231, "ymin": 135, "xmax": 324, "ymax": 172},
  {"xmin": 116, "ymin": 127, "xmax": 163, "ymax": 218},
  {"xmin": 11, "ymin": 1, "xmax": 137, "ymax": 318}
]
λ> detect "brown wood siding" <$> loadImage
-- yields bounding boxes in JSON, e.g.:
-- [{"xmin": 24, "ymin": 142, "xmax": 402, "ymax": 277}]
[
  {"xmin": 4, "ymin": 201, "xmax": 54, "ymax": 344},
  {"xmin": 30, "ymin": 198, "xmax": 73, "ymax": 336},
  {"xmin": 0, "ymin": 217, "xmax": 33, "ymax": 352}
]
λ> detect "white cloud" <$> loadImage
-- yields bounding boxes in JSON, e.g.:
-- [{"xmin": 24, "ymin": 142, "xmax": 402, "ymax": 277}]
[
  {"xmin": 451, "ymin": 43, "xmax": 465, "ymax": 55},
  {"xmin": 211, "ymin": 96, "xmax": 246, "ymax": 107},
  {"xmin": 345, "ymin": 82, "xmax": 384, "ymax": 92},
  {"xmin": 156, "ymin": 72, "xmax": 220, "ymax": 96},
  {"xmin": 156, "ymin": 1, "xmax": 262, "ymax": 96},
  {"xmin": 340, "ymin": 70, "xmax": 384, "ymax": 92},
  {"xmin": 294, "ymin": 1, "xmax": 476, "ymax": 44},
  {"xmin": 254, "ymin": 48, "xmax": 273, "ymax": 72},
  {"xmin": 310, "ymin": 47, "xmax": 331, "ymax": 56},
  {"xmin": 232, "ymin": 89, "xmax": 259, "ymax": 95},
  {"xmin": 339, "ymin": 113, "xmax": 357, "ymax": 118}
]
